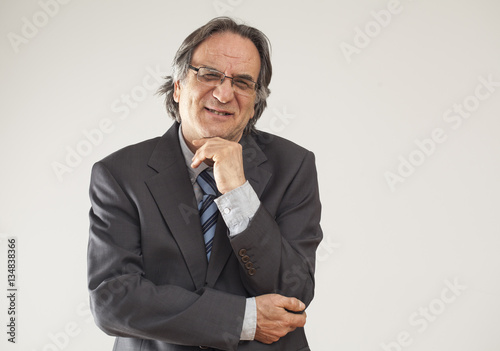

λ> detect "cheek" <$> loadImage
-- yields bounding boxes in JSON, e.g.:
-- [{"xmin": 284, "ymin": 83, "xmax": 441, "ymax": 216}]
[
  {"xmin": 244, "ymin": 100, "xmax": 256, "ymax": 119},
  {"xmin": 176, "ymin": 79, "xmax": 207, "ymax": 107},
  {"xmin": 189, "ymin": 88, "xmax": 211, "ymax": 108}
]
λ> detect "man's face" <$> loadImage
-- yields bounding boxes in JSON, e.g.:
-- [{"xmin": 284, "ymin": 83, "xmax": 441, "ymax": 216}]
[{"xmin": 173, "ymin": 32, "xmax": 261, "ymax": 147}]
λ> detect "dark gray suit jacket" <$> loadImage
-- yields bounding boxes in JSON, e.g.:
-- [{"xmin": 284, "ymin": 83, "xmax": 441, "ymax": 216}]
[{"xmin": 87, "ymin": 122, "xmax": 322, "ymax": 350}]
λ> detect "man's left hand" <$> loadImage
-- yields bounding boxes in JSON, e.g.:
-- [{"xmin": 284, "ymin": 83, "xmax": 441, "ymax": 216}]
[{"xmin": 191, "ymin": 137, "xmax": 246, "ymax": 194}]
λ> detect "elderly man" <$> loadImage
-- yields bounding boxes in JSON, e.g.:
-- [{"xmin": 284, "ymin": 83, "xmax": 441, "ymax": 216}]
[{"xmin": 87, "ymin": 17, "xmax": 322, "ymax": 351}]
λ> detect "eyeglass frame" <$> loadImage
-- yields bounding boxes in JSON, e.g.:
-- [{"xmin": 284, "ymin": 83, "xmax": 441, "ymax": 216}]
[{"xmin": 188, "ymin": 65, "xmax": 258, "ymax": 96}]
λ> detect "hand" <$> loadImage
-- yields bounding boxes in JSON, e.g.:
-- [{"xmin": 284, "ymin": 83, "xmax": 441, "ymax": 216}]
[
  {"xmin": 191, "ymin": 137, "xmax": 246, "ymax": 194},
  {"xmin": 254, "ymin": 294, "xmax": 307, "ymax": 344}
]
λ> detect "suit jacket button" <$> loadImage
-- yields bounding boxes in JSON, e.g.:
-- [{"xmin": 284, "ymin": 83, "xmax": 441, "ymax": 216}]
[
  {"xmin": 248, "ymin": 268, "xmax": 256, "ymax": 276},
  {"xmin": 245, "ymin": 262, "xmax": 253, "ymax": 269},
  {"xmin": 241, "ymin": 255, "xmax": 250, "ymax": 263},
  {"xmin": 238, "ymin": 248, "xmax": 247, "ymax": 257}
]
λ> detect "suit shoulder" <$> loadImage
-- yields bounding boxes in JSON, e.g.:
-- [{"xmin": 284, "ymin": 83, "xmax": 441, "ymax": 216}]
[
  {"xmin": 96, "ymin": 136, "xmax": 161, "ymax": 169},
  {"xmin": 252, "ymin": 130, "xmax": 312, "ymax": 160}
]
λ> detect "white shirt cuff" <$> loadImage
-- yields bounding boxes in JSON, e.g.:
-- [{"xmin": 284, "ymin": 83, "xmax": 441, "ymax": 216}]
[
  {"xmin": 214, "ymin": 181, "xmax": 260, "ymax": 236},
  {"xmin": 240, "ymin": 297, "xmax": 257, "ymax": 340}
]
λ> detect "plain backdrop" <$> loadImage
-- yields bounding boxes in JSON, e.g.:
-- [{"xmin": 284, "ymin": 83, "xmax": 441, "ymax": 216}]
[{"xmin": 1, "ymin": 0, "xmax": 499, "ymax": 350}]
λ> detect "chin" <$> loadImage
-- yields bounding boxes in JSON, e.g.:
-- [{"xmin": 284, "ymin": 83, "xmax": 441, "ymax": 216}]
[
  {"xmin": 198, "ymin": 130, "xmax": 223, "ymax": 140},
  {"xmin": 200, "ymin": 125, "xmax": 230, "ymax": 138}
]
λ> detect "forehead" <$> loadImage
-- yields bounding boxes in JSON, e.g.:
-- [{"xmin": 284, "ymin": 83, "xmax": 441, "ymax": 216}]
[{"xmin": 191, "ymin": 32, "xmax": 261, "ymax": 78}]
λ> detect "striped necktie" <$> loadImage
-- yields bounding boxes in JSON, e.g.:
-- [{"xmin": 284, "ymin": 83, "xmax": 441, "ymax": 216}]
[{"xmin": 196, "ymin": 170, "xmax": 218, "ymax": 261}]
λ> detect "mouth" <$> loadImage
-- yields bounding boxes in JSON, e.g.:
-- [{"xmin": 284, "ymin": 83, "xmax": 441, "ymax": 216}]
[{"xmin": 205, "ymin": 107, "xmax": 233, "ymax": 116}]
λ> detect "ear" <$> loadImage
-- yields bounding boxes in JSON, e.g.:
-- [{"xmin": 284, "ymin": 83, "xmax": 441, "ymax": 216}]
[{"xmin": 173, "ymin": 80, "xmax": 181, "ymax": 103}]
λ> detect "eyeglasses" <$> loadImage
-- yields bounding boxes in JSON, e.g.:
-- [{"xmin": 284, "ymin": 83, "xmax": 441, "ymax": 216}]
[{"xmin": 188, "ymin": 65, "xmax": 257, "ymax": 97}]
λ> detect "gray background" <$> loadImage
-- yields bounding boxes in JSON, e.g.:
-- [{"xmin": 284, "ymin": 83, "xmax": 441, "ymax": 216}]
[{"xmin": 1, "ymin": 0, "xmax": 499, "ymax": 350}]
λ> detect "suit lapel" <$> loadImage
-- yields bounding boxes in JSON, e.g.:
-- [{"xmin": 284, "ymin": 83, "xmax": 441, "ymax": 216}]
[
  {"xmin": 241, "ymin": 132, "xmax": 272, "ymax": 198},
  {"xmin": 145, "ymin": 123, "xmax": 208, "ymax": 290},
  {"xmin": 205, "ymin": 214, "xmax": 231, "ymax": 287}
]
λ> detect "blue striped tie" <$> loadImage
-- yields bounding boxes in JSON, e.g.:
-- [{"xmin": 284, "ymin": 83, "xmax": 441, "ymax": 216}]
[{"xmin": 197, "ymin": 170, "xmax": 218, "ymax": 261}]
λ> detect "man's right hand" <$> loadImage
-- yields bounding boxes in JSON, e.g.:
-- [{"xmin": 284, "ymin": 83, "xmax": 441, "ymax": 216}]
[{"xmin": 254, "ymin": 294, "xmax": 307, "ymax": 344}]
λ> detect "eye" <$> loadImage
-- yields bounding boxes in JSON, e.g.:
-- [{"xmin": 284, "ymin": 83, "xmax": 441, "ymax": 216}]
[
  {"xmin": 199, "ymin": 69, "xmax": 222, "ymax": 81},
  {"xmin": 204, "ymin": 73, "xmax": 221, "ymax": 80},
  {"xmin": 234, "ymin": 78, "xmax": 252, "ymax": 90}
]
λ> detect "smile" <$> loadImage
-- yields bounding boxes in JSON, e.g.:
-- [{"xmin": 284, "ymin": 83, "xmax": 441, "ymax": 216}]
[{"xmin": 205, "ymin": 107, "xmax": 233, "ymax": 116}]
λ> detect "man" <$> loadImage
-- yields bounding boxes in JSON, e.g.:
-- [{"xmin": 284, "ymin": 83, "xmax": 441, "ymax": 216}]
[{"xmin": 87, "ymin": 17, "xmax": 322, "ymax": 351}]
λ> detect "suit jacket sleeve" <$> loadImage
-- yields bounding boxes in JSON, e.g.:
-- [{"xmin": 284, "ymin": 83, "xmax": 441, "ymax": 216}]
[
  {"xmin": 230, "ymin": 148, "xmax": 323, "ymax": 306},
  {"xmin": 87, "ymin": 161, "xmax": 245, "ymax": 351}
]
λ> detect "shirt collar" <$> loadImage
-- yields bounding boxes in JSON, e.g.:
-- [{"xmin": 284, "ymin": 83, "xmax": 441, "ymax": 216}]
[{"xmin": 178, "ymin": 124, "xmax": 209, "ymax": 185}]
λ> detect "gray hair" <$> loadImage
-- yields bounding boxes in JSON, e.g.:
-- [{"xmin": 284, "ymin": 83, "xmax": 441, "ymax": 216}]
[{"xmin": 157, "ymin": 17, "xmax": 272, "ymax": 135}]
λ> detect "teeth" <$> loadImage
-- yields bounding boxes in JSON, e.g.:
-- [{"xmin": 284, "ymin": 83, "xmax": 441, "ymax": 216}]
[{"xmin": 208, "ymin": 108, "xmax": 230, "ymax": 116}]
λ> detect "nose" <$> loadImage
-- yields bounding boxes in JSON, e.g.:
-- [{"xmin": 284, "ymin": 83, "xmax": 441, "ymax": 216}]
[{"xmin": 212, "ymin": 78, "xmax": 235, "ymax": 103}]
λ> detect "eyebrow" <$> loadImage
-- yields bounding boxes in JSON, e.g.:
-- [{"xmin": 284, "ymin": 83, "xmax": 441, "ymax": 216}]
[{"xmin": 201, "ymin": 65, "xmax": 256, "ymax": 82}]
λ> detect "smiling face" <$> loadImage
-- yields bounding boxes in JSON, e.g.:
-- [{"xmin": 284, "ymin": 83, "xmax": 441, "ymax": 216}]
[{"xmin": 173, "ymin": 32, "xmax": 261, "ymax": 150}]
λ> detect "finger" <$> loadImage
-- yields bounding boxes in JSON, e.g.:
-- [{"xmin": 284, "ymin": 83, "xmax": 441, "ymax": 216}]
[
  {"xmin": 287, "ymin": 312, "xmax": 307, "ymax": 329},
  {"xmin": 191, "ymin": 138, "xmax": 208, "ymax": 147},
  {"xmin": 191, "ymin": 157, "xmax": 215, "ymax": 168},
  {"xmin": 192, "ymin": 137, "xmax": 224, "ymax": 148},
  {"xmin": 191, "ymin": 146, "xmax": 213, "ymax": 168},
  {"xmin": 191, "ymin": 155, "xmax": 205, "ymax": 168},
  {"xmin": 191, "ymin": 139, "xmax": 219, "ymax": 168},
  {"xmin": 281, "ymin": 297, "xmax": 306, "ymax": 313},
  {"xmin": 191, "ymin": 153, "xmax": 205, "ymax": 168}
]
